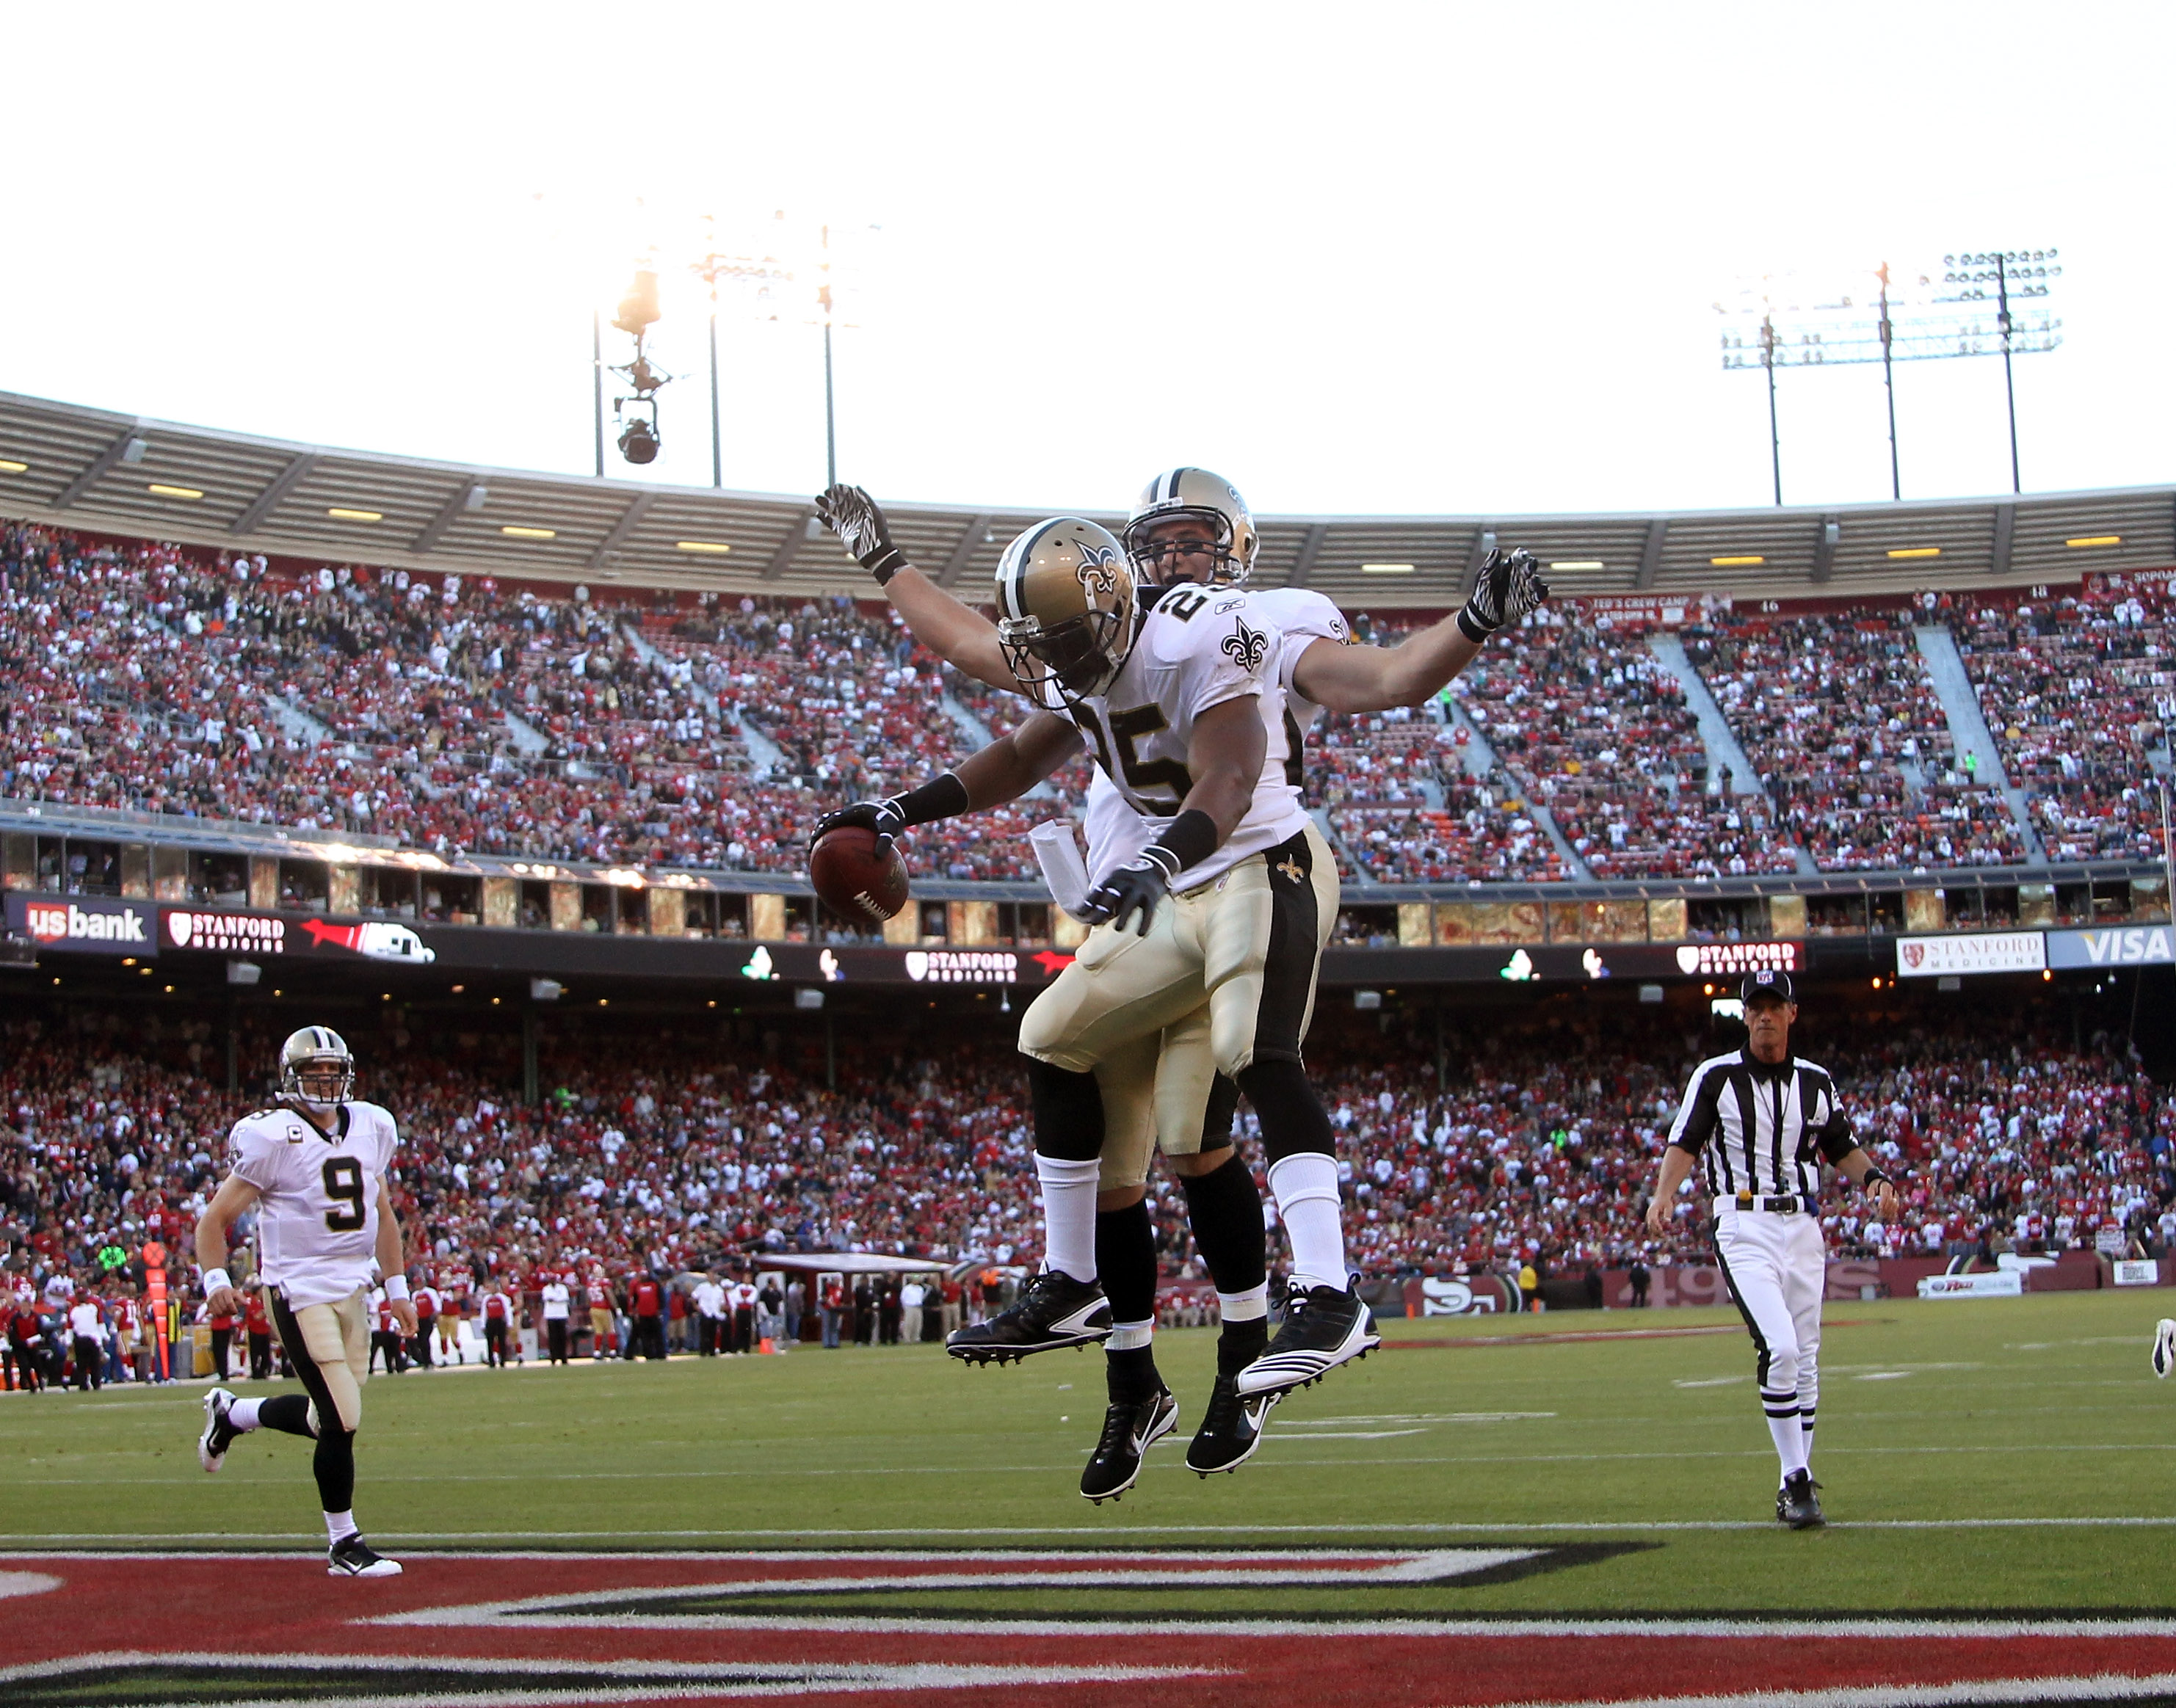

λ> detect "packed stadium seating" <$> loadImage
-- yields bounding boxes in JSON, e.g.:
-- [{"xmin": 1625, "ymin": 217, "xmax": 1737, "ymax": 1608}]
[
  {"xmin": 1455, "ymin": 610, "xmax": 1798, "ymax": 879},
  {"xmin": 1956, "ymin": 580, "xmax": 2175, "ymax": 862},
  {"xmin": 3, "ymin": 522, "xmax": 2171, "ymax": 892},
  {"xmin": 1686, "ymin": 607, "xmax": 2028, "ymax": 873},
  {"xmin": 7, "ymin": 1003, "xmax": 2168, "ymax": 1309}
]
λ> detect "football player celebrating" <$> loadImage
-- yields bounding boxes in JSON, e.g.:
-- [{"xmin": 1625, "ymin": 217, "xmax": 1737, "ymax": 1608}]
[
  {"xmin": 193, "ymin": 1027, "xmax": 415, "ymax": 1577},
  {"xmin": 816, "ymin": 479, "xmax": 1545, "ymax": 1496}
]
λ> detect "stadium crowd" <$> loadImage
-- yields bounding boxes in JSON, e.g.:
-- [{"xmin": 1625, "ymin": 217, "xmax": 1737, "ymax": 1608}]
[
  {"xmin": 5, "ymin": 1000, "xmax": 2169, "ymax": 1384},
  {"xmin": 7, "ymin": 521, "xmax": 2168, "ymax": 896},
  {"xmin": 1687, "ymin": 606, "xmax": 2027, "ymax": 873},
  {"xmin": 1956, "ymin": 578, "xmax": 2175, "ymax": 863}
]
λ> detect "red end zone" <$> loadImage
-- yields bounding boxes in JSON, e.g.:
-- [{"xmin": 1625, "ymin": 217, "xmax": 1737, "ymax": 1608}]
[{"xmin": 3, "ymin": 1550, "xmax": 2175, "ymax": 1707}]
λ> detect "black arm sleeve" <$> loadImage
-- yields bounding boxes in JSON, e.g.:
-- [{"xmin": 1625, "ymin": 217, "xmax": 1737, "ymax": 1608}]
[{"xmin": 888, "ymin": 771, "xmax": 971, "ymax": 828}]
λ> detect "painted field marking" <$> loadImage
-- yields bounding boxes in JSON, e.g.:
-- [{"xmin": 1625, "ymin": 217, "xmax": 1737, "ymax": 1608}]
[
  {"xmin": 0, "ymin": 1648, "xmax": 1220, "ymax": 1704},
  {"xmin": 1496, "ymin": 1673, "xmax": 2176, "ymax": 1708},
  {"xmin": 8, "ymin": 1513, "xmax": 2176, "ymax": 1547},
  {"xmin": 1672, "ymin": 1376, "xmax": 1749, "ymax": 1388}
]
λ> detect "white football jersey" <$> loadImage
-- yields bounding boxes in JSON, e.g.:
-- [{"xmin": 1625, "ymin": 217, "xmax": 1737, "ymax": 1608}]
[
  {"xmin": 1074, "ymin": 586, "xmax": 1347, "ymax": 884},
  {"xmin": 225, "ymin": 1100, "xmax": 399, "ymax": 1309}
]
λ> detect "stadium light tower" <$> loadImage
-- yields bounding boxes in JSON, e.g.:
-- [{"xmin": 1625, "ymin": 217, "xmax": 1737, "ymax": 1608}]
[
  {"xmin": 692, "ymin": 215, "xmax": 796, "ymax": 490},
  {"xmin": 1715, "ymin": 250, "xmax": 2061, "ymax": 501}
]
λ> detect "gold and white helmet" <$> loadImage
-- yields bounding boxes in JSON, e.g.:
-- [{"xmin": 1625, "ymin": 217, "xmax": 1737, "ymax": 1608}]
[
  {"xmin": 1123, "ymin": 466, "xmax": 1258, "ymax": 586},
  {"xmin": 993, "ymin": 517, "xmax": 1137, "ymax": 700},
  {"xmin": 279, "ymin": 1025, "xmax": 355, "ymax": 1110}
]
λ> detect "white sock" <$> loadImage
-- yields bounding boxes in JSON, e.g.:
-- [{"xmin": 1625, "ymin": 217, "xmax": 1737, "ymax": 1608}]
[
  {"xmin": 1801, "ymin": 1415, "xmax": 1815, "ymax": 1465},
  {"xmin": 1765, "ymin": 1404, "xmax": 1808, "ymax": 1481},
  {"xmin": 1034, "ymin": 1154, "xmax": 1101, "ymax": 1284},
  {"xmin": 1267, "ymin": 1152, "xmax": 1348, "ymax": 1293},
  {"xmin": 1218, "ymin": 1283, "xmax": 1269, "ymax": 1324},
  {"xmin": 1107, "ymin": 1318, "xmax": 1155, "ymax": 1352},
  {"xmin": 324, "ymin": 1508, "xmax": 359, "ymax": 1545},
  {"xmin": 228, "ymin": 1397, "xmax": 263, "ymax": 1432}
]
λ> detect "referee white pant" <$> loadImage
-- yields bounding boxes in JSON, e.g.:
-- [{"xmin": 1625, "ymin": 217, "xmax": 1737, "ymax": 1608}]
[{"xmin": 1711, "ymin": 1202, "xmax": 1822, "ymax": 1482}]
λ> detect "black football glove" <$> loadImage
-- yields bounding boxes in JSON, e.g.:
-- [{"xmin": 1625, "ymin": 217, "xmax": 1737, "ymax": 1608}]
[
  {"xmin": 812, "ymin": 796, "xmax": 907, "ymax": 855},
  {"xmin": 1081, "ymin": 847, "xmax": 1180, "ymax": 936},
  {"xmin": 1457, "ymin": 547, "xmax": 1551, "ymax": 642},
  {"xmin": 815, "ymin": 484, "xmax": 910, "ymax": 586}
]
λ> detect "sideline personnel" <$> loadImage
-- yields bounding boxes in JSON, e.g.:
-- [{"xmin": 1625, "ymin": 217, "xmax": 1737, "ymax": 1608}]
[{"xmin": 1645, "ymin": 970, "xmax": 1901, "ymax": 1528}]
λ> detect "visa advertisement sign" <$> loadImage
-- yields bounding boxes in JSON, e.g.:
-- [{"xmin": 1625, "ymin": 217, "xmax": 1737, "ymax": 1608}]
[
  {"xmin": 4, "ymin": 893, "xmax": 156, "ymax": 956},
  {"xmin": 2045, "ymin": 926, "xmax": 2174, "ymax": 970}
]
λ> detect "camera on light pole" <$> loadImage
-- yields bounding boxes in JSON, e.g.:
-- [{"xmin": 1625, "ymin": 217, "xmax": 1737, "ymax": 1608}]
[{"xmin": 603, "ymin": 268, "xmax": 673, "ymax": 468}]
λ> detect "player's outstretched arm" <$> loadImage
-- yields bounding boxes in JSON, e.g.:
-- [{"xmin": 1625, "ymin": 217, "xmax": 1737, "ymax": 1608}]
[
  {"xmin": 815, "ymin": 484, "xmax": 1014, "ymax": 691},
  {"xmin": 1291, "ymin": 548, "xmax": 1551, "ymax": 713},
  {"xmin": 811, "ymin": 713, "xmax": 1084, "ymax": 850},
  {"xmin": 194, "ymin": 1173, "xmax": 261, "ymax": 1320},
  {"xmin": 1085, "ymin": 695, "xmax": 1266, "ymax": 934},
  {"xmin": 376, "ymin": 1182, "xmax": 418, "ymax": 1336}
]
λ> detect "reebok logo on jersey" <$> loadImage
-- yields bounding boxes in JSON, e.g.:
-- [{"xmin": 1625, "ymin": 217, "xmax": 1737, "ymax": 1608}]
[{"xmin": 1222, "ymin": 617, "xmax": 1267, "ymax": 672}]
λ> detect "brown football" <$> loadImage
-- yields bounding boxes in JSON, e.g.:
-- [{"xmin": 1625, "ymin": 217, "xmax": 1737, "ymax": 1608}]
[{"xmin": 810, "ymin": 824, "xmax": 911, "ymax": 924}]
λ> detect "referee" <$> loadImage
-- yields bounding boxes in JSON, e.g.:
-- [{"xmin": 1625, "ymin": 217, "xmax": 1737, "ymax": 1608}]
[{"xmin": 1645, "ymin": 970, "xmax": 1901, "ymax": 1528}]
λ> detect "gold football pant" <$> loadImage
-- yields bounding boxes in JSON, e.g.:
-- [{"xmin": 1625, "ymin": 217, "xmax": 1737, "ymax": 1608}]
[
  {"xmin": 269, "ymin": 1285, "xmax": 371, "ymax": 1434},
  {"xmin": 1094, "ymin": 1005, "xmax": 1222, "ymax": 1192},
  {"xmin": 1023, "ymin": 824, "xmax": 1339, "ymax": 1097}
]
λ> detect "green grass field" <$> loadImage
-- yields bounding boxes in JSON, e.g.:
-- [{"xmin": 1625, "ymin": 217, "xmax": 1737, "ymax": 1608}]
[{"xmin": 5, "ymin": 1290, "xmax": 2172, "ymax": 1616}]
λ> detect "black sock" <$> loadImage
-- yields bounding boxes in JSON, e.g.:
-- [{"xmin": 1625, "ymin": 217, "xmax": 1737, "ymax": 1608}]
[
  {"xmin": 313, "ymin": 1428, "xmax": 357, "ymax": 1515},
  {"xmin": 258, "ymin": 1394, "xmax": 315, "ymax": 1438},
  {"xmin": 1106, "ymin": 1343, "xmax": 1162, "ymax": 1406},
  {"xmin": 1233, "ymin": 1059, "xmax": 1335, "ymax": 1163},
  {"xmin": 1095, "ymin": 1202, "xmax": 1158, "ymax": 1326},
  {"xmin": 1218, "ymin": 1316, "xmax": 1270, "ymax": 1378},
  {"xmin": 1028, "ymin": 1059, "xmax": 1105, "ymax": 1163},
  {"xmin": 1179, "ymin": 1151, "xmax": 1267, "ymax": 1298}
]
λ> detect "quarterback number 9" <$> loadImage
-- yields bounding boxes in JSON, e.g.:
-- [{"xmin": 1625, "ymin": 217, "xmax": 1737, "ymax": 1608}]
[{"xmin": 322, "ymin": 1158, "xmax": 367, "ymax": 1232}]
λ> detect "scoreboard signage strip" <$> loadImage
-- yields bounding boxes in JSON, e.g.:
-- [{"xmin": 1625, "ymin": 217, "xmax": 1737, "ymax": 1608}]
[
  {"xmin": 1896, "ymin": 931, "xmax": 2048, "ymax": 977},
  {"xmin": 2044, "ymin": 926, "xmax": 2173, "ymax": 969},
  {"xmin": 4, "ymin": 893, "xmax": 156, "ymax": 956}
]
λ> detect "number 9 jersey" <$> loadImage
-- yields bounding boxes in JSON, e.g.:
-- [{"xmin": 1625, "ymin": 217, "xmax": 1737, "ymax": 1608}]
[{"xmin": 225, "ymin": 1101, "xmax": 400, "ymax": 1309}]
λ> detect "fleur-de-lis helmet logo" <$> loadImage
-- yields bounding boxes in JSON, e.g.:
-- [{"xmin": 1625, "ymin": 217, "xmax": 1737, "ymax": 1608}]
[
  {"xmin": 1222, "ymin": 616, "xmax": 1267, "ymax": 672},
  {"xmin": 1074, "ymin": 542, "xmax": 1120, "ymax": 598}
]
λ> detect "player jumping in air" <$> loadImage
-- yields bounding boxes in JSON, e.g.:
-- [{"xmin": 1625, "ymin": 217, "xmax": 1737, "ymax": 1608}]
[
  {"xmin": 816, "ymin": 476, "xmax": 1547, "ymax": 1499},
  {"xmin": 1646, "ymin": 970, "xmax": 1902, "ymax": 1528},
  {"xmin": 194, "ymin": 1027, "xmax": 415, "ymax": 1576}
]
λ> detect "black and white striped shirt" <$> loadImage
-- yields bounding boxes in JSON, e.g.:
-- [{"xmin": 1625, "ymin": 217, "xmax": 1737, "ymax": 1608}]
[{"xmin": 1667, "ymin": 1048, "xmax": 1857, "ymax": 1199}]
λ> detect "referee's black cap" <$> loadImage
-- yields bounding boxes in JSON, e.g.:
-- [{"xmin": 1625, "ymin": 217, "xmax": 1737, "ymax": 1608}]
[{"xmin": 1741, "ymin": 968, "xmax": 1795, "ymax": 1006}]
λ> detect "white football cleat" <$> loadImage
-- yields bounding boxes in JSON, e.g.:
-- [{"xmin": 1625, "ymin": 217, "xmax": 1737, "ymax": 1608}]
[
  {"xmin": 2153, "ymin": 1319, "xmax": 2175, "ymax": 1380},
  {"xmin": 197, "ymin": 1387, "xmax": 239, "ymax": 1473}
]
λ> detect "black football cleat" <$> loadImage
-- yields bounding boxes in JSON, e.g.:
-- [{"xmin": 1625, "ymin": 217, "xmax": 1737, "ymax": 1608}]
[
  {"xmin": 2153, "ymin": 1318, "xmax": 2175, "ymax": 1379},
  {"xmin": 946, "ymin": 1270, "xmax": 1111, "ymax": 1366},
  {"xmin": 1186, "ymin": 1373, "xmax": 1277, "ymax": 1476},
  {"xmin": 1234, "ymin": 1278, "xmax": 1380, "ymax": 1400},
  {"xmin": 1081, "ymin": 1387, "xmax": 1178, "ymax": 1504},
  {"xmin": 1777, "ymin": 1470, "xmax": 1825, "ymax": 1530},
  {"xmin": 197, "ymin": 1387, "xmax": 239, "ymax": 1474},
  {"xmin": 327, "ymin": 1533, "xmax": 403, "ymax": 1577}
]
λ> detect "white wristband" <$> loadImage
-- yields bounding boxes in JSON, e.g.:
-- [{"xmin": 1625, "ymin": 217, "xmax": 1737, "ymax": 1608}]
[
  {"xmin": 383, "ymin": 1275, "xmax": 411, "ymax": 1301},
  {"xmin": 202, "ymin": 1268, "xmax": 233, "ymax": 1298}
]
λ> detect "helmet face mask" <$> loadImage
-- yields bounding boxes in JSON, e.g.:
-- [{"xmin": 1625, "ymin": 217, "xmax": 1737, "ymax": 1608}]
[
  {"xmin": 994, "ymin": 518, "xmax": 1137, "ymax": 702},
  {"xmin": 1124, "ymin": 468, "xmax": 1257, "ymax": 587},
  {"xmin": 280, "ymin": 1025, "xmax": 355, "ymax": 1111}
]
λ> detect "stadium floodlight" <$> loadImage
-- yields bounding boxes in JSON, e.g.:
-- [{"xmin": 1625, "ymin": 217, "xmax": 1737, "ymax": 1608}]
[
  {"xmin": 692, "ymin": 214, "xmax": 797, "ymax": 489},
  {"xmin": 1715, "ymin": 250, "xmax": 2061, "ymax": 501}
]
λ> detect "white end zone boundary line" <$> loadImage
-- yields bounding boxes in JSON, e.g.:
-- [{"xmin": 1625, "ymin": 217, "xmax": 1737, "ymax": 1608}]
[{"xmin": 3, "ymin": 1515, "xmax": 2175, "ymax": 1548}]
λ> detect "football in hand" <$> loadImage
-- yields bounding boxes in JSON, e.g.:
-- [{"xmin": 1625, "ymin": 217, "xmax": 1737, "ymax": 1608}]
[{"xmin": 810, "ymin": 825, "xmax": 911, "ymax": 924}]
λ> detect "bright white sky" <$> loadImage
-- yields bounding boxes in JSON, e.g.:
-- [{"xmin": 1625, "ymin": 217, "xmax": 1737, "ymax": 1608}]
[{"xmin": 5, "ymin": 4, "xmax": 2171, "ymax": 520}]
